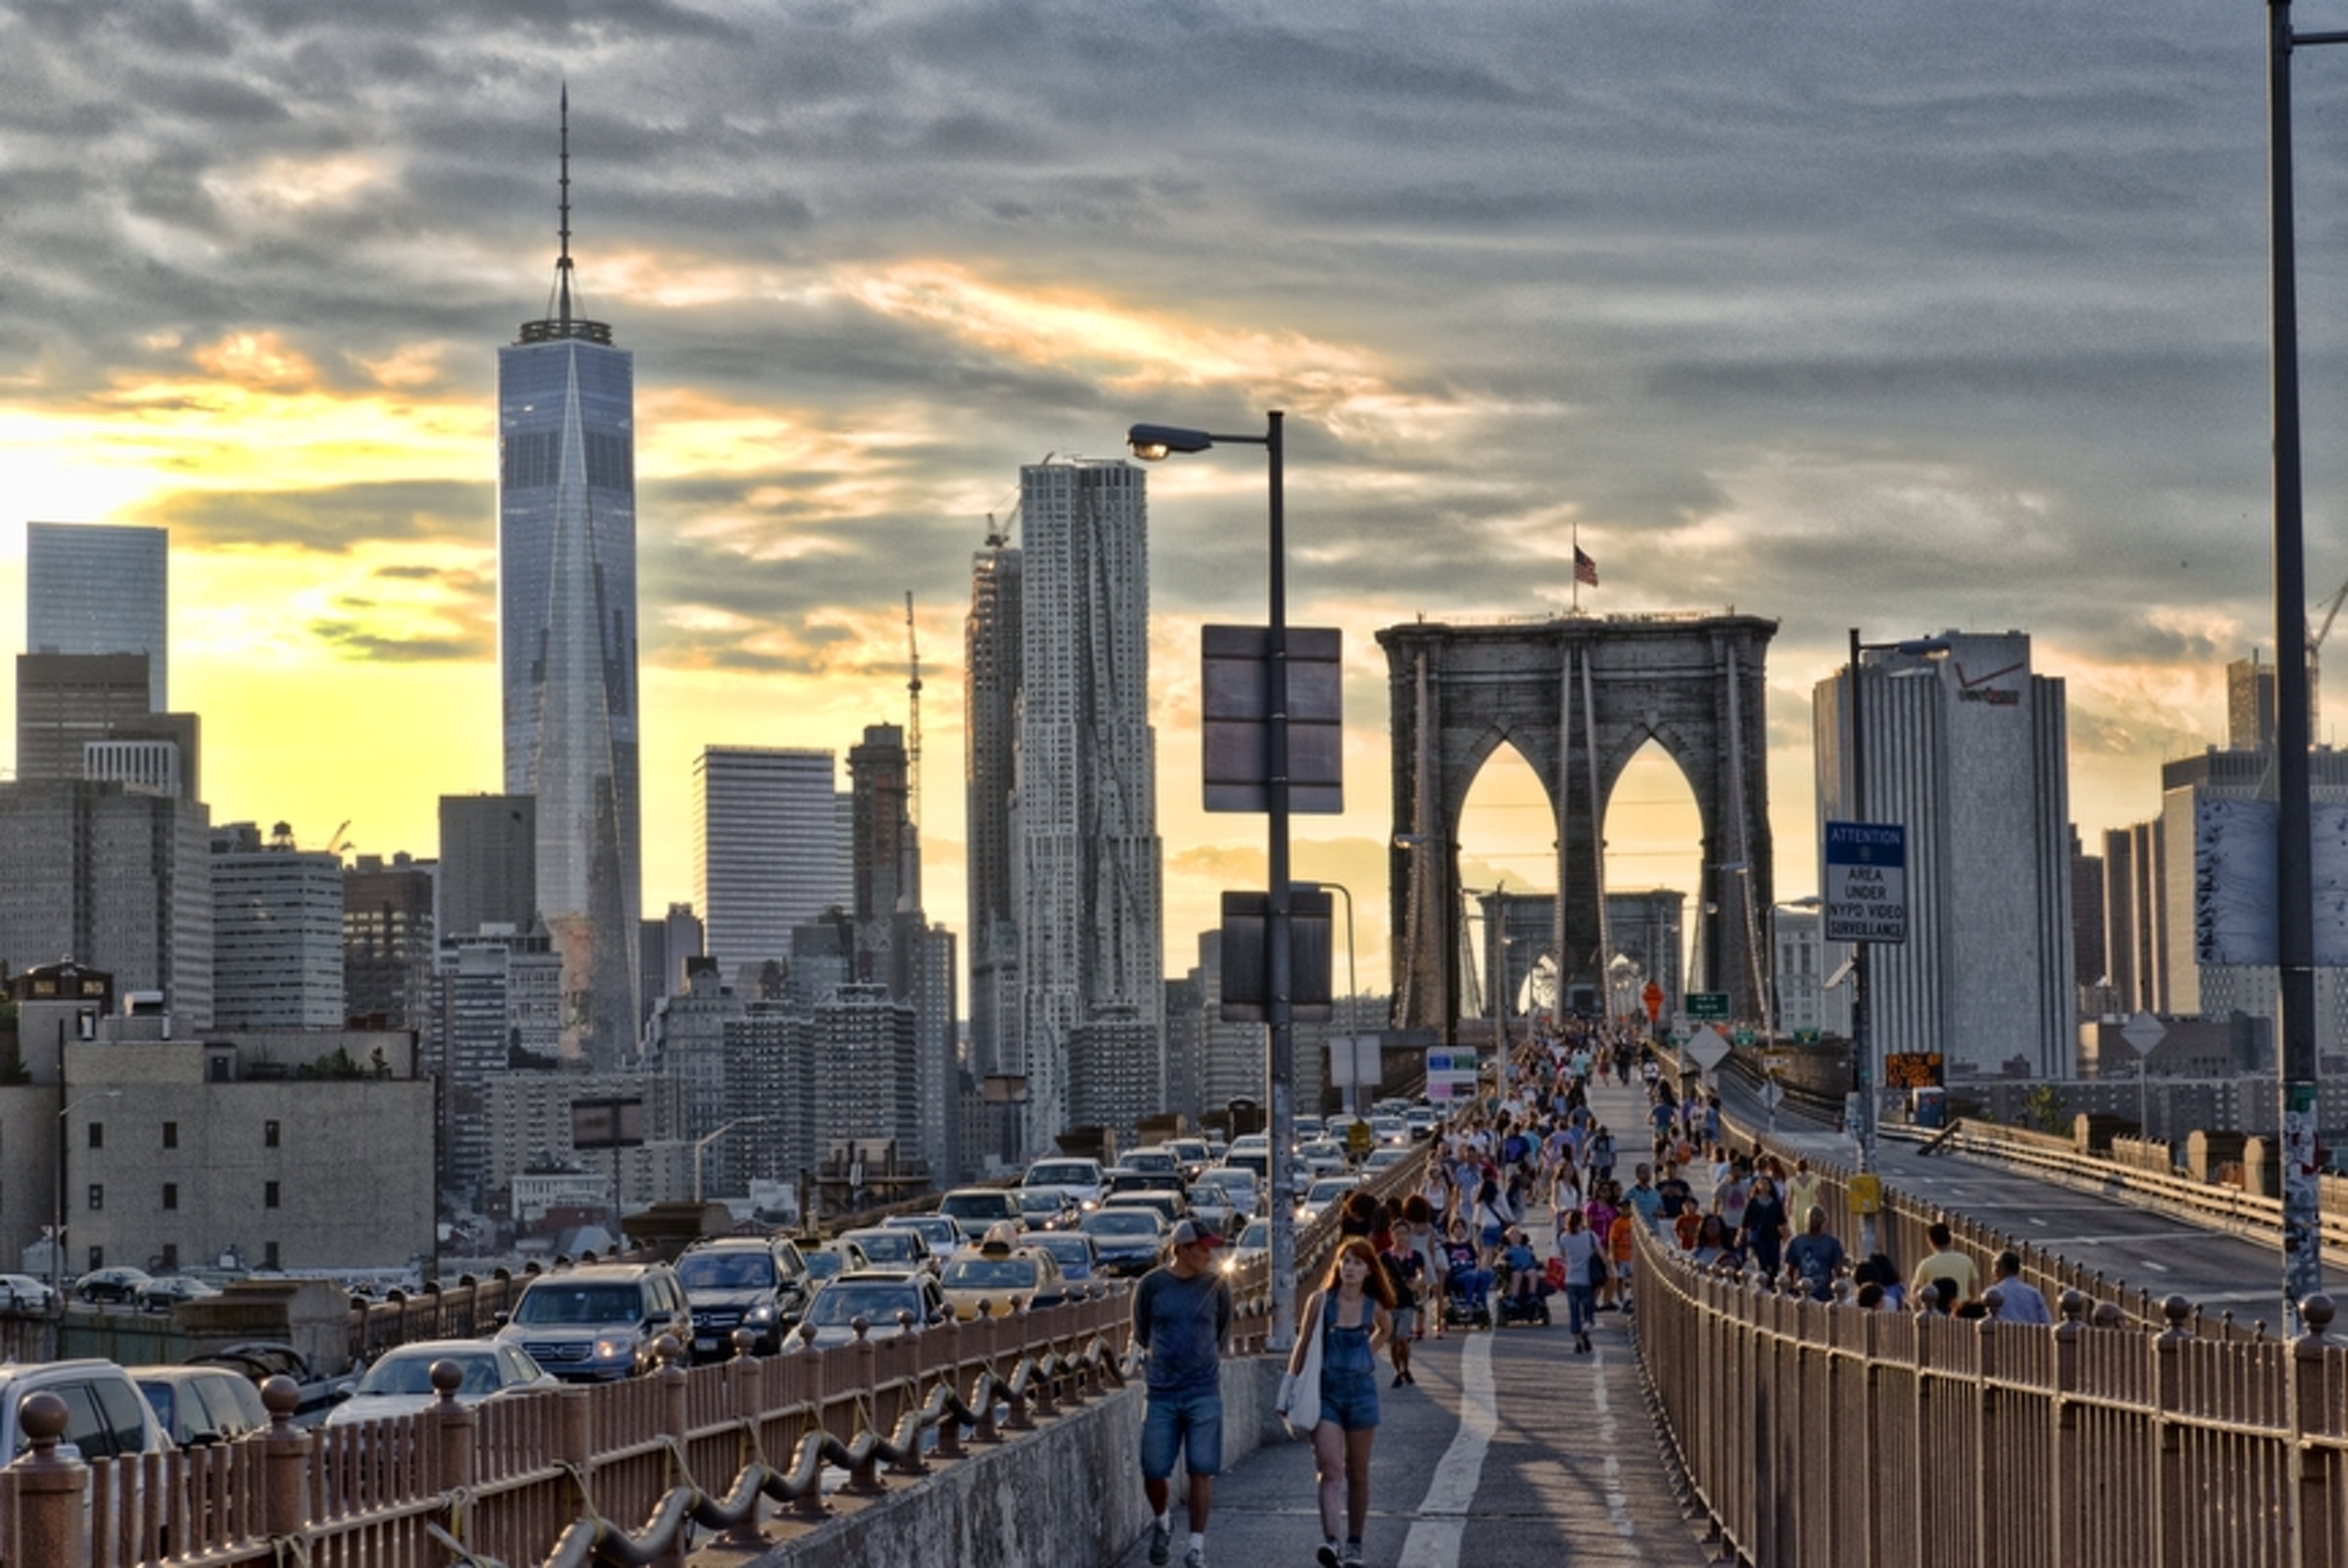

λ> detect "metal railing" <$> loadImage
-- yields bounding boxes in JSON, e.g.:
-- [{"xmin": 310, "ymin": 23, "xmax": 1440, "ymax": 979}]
[
  {"xmin": 1634, "ymin": 1217, "xmax": 2348, "ymax": 1568},
  {"xmin": 0, "ymin": 1146, "xmax": 1426, "ymax": 1568}
]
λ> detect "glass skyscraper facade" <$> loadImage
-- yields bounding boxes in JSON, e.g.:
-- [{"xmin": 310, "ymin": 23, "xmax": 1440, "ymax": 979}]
[{"xmin": 496, "ymin": 111, "xmax": 640, "ymax": 1069}]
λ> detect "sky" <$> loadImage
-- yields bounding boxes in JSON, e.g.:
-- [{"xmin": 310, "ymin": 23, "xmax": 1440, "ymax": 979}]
[{"xmin": 0, "ymin": 1, "xmax": 2340, "ymax": 997}]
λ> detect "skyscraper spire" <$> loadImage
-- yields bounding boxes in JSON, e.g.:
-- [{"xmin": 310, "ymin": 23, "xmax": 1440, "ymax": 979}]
[
  {"xmin": 520, "ymin": 86, "xmax": 611, "ymax": 346},
  {"xmin": 556, "ymin": 83, "xmax": 574, "ymax": 331}
]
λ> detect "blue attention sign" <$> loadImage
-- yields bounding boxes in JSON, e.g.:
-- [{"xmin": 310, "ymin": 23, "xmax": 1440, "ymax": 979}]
[{"xmin": 1822, "ymin": 820, "xmax": 1908, "ymax": 944}]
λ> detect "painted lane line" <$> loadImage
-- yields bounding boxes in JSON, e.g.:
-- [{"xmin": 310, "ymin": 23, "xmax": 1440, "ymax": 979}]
[
  {"xmin": 1397, "ymin": 1329, "xmax": 1496, "ymax": 1568},
  {"xmin": 1591, "ymin": 1344, "xmax": 1634, "ymax": 1539}
]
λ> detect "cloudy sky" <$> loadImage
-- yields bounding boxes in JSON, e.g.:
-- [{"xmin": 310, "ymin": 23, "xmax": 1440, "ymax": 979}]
[{"xmin": 0, "ymin": 1, "xmax": 2337, "ymax": 993}]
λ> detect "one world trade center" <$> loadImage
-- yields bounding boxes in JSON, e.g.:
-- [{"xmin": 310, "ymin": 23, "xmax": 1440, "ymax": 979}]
[{"xmin": 498, "ymin": 94, "xmax": 640, "ymax": 1068}]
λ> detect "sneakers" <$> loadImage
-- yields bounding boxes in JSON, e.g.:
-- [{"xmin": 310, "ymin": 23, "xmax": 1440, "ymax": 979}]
[
  {"xmin": 1183, "ymin": 1549, "xmax": 1205, "ymax": 1568},
  {"xmin": 1318, "ymin": 1545, "xmax": 1342, "ymax": 1568},
  {"xmin": 1342, "ymin": 1545, "xmax": 1364, "ymax": 1566},
  {"xmin": 1149, "ymin": 1521, "xmax": 1170, "ymax": 1564}
]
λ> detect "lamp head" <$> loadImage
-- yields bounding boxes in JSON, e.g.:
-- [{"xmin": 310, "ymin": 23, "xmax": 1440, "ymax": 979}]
[{"xmin": 1127, "ymin": 423, "xmax": 1213, "ymax": 461}]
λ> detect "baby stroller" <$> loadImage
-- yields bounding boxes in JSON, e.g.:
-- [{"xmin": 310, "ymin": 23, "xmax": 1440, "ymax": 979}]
[{"xmin": 1443, "ymin": 1264, "xmax": 1494, "ymax": 1330}]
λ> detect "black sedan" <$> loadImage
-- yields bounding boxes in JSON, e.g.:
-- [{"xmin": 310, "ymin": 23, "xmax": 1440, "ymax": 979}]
[{"xmin": 1077, "ymin": 1209, "xmax": 1166, "ymax": 1277}]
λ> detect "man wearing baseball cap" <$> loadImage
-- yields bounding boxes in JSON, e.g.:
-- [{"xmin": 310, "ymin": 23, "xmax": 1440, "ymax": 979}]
[{"xmin": 1133, "ymin": 1219, "xmax": 1232, "ymax": 1568}]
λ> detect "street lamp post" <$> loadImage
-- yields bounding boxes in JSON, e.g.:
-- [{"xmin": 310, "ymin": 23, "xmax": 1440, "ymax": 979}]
[
  {"xmin": 1844, "ymin": 629, "xmax": 1949, "ymax": 1260},
  {"xmin": 1128, "ymin": 411, "xmax": 1302, "ymax": 1351},
  {"xmin": 2267, "ymin": 0, "xmax": 2343, "ymax": 1330}
]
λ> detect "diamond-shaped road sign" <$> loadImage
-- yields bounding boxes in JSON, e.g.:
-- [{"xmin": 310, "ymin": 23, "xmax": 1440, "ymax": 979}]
[
  {"xmin": 2120, "ymin": 1009, "xmax": 2167, "ymax": 1058},
  {"xmin": 1683, "ymin": 1025, "xmax": 1732, "ymax": 1074}
]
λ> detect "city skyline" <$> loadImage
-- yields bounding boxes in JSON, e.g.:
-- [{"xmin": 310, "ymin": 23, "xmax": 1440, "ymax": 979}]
[{"xmin": 0, "ymin": 6, "xmax": 2329, "ymax": 996}]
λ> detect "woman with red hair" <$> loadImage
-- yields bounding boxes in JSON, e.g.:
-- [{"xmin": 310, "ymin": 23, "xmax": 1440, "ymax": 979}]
[{"xmin": 1277, "ymin": 1237, "xmax": 1395, "ymax": 1567}]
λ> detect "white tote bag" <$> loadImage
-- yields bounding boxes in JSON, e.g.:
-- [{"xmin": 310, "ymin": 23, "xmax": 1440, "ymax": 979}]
[{"xmin": 1282, "ymin": 1313, "xmax": 1323, "ymax": 1435}]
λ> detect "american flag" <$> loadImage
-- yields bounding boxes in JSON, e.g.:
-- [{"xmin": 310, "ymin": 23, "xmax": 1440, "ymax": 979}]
[{"xmin": 1574, "ymin": 546, "xmax": 1599, "ymax": 588}]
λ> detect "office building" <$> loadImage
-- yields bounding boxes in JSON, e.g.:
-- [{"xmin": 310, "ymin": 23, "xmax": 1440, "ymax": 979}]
[
  {"xmin": 2103, "ymin": 747, "xmax": 2348, "ymax": 1067},
  {"xmin": 850, "ymin": 724, "xmax": 916, "ymax": 935},
  {"xmin": 0, "ymin": 778, "xmax": 211, "ymax": 1025},
  {"xmin": 1015, "ymin": 458, "xmax": 1165, "ymax": 1147},
  {"xmin": 1769, "ymin": 906, "xmax": 1851, "ymax": 1041},
  {"xmin": 640, "ymin": 901, "xmax": 703, "ymax": 1015},
  {"xmin": 693, "ymin": 747, "xmax": 840, "ymax": 979},
  {"xmin": 25, "ymin": 522, "xmax": 167, "ymax": 710},
  {"xmin": 1814, "ymin": 629, "xmax": 2076, "ymax": 1077},
  {"xmin": 438, "ymin": 794, "xmax": 537, "ymax": 942},
  {"xmin": 498, "ymin": 102, "xmax": 641, "ymax": 1068},
  {"xmin": 15, "ymin": 653, "xmax": 154, "ymax": 784},
  {"xmin": 345, "ymin": 853, "xmax": 438, "ymax": 1032},
  {"xmin": 210, "ymin": 822, "xmax": 346, "ymax": 1030}
]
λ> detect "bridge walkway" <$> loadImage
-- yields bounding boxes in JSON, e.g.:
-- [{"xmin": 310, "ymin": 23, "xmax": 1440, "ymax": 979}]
[{"xmin": 1110, "ymin": 1075, "xmax": 1716, "ymax": 1568}]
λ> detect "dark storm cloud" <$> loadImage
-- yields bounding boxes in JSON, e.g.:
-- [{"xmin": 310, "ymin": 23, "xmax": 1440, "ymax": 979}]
[
  {"xmin": 7, "ymin": 0, "xmax": 2340, "ymax": 853},
  {"xmin": 144, "ymin": 483, "xmax": 487, "ymax": 553}
]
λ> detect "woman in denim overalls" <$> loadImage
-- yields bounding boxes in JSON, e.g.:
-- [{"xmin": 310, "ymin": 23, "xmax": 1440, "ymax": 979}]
[{"xmin": 1280, "ymin": 1237, "xmax": 1394, "ymax": 1567}]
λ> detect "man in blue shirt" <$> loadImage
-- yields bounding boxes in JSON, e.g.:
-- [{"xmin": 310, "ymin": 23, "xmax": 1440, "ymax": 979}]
[{"xmin": 1134, "ymin": 1220, "xmax": 1233, "ymax": 1568}]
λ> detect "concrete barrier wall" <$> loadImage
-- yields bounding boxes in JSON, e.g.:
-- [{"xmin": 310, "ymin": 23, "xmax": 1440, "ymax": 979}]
[{"xmin": 762, "ymin": 1353, "xmax": 1285, "ymax": 1568}]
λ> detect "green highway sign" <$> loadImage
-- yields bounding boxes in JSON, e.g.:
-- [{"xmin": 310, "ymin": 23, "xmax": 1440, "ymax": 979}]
[{"xmin": 1687, "ymin": 992, "xmax": 1730, "ymax": 1022}]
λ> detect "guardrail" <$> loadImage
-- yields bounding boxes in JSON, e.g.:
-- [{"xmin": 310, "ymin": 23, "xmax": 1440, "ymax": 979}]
[
  {"xmin": 0, "ymin": 1145, "xmax": 1428, "ymax": 1567},
  {"xmin": 1633, "ymin": 1218, "xmax": 2348, "ymax": 1568}
]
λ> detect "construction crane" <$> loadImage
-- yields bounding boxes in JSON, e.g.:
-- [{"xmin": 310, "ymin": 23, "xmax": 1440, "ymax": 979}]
[
  {"xmin": 323, "ymin": 820, "xmax": 354, "ymax": 857},
  {"xmin": 2313, "ymin": 577, "xmax": 2348, "ymax": 659},
  {"xmin": 904, "ymin": 591, "xmax": 922, "ymax": 830}
]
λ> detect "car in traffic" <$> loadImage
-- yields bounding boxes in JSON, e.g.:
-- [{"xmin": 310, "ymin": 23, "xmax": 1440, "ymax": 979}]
[
  {"xmin": 1364, "ymin": 1146, "xmax": 1412, "ymax": 1174},
  {"xmin": 325, "ymin": 1340, "xmax": 561, "ymax": 1427},
  {"xmin": 936, "ymin": 1187, "xmax": 1027, "ymax": 1237},
  {"xmin": 1404, "ymin": 1107, "xmax": 1439, "ymax": 1140},
  {"xmin": 76, "ymin": 1266, "xmax": 153, "ymax": 1304},
  {"xmin": 0, "ymin": 1361, "xmax": 172, "ymax": 1464},
  {"xmin": 0, "ymin": 1274, "xmax": 55, "ymax": 1314},
  {"xmin": 1298, "ymin": 1175, "xmax": 1361, "ymax": 1223},
  {"xmin": 802, "ymin": 1247, "xmax": 849, "ymax": 1285},
  {"xmin": 1078, "ymin": 1207, "xmax": 1166, "ymax": 1277},
  {"xmin": 1122, "ymin": 1146, "xmax": 1182, "ymax": 1181},
  {"xmin": 1166, "ymin": 1138, "xmax": 1213, "ymax": 1179},
  {"xmin": 881, "ymin": 1213, "xmax": 965, "ymax": 1256},
  {"xmin": 783, "ymin": 1271, "xmax": 949, "ymax": 1351},
  {"xmin": 1025, "ymin": 1230, "xmax": 1100, "ymax": 1284},
  {"xmin": 1369, "ymin": 1115, "xmax": 1411, "ymax": 1147},
  {"xmin": 1224, "ymin": 1218, "xmax": 1271, "ymax": 1275},
  {"xmin": 936, "ymin": 1235, "xmax": 1069, "ymax": 1319},
  {"xmin": 128, "ymin": 1364, "xmax": 270, "ymax": 1447},
  {"xmin": 1023, "ymin": 1156, "xmax": 1106, "ymax": 1211},
  {"xmin": 676, "ymin": 1236, "xmax": 812, "ymax": 1360},
  {"xmin": 137, "ymin": 1275, "xmax": 222, "ymax": 1311},
  {"xmin": 1102, "ymin": 1190, "xmax": 1189, "ymax": 1230},
  {"xmin": 1015, "ymin": 1187, "xmax": 1078, "ymax": 1231},
  {"xmin": 834, "ymin": 1226, "xmax": 935, "ymax": 1276},
  {"xmin": 1297, "ymin": 1139, "xmax": 1350, "ymax": 1177},
  {"xmin": 494, "ymin": 1262, "xmax": 693, "ymax": 1382}
]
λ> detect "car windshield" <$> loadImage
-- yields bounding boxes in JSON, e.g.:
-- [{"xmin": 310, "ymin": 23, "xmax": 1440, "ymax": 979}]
[
  {"xmin": 940, "ymin": 1258, "xmax": 1038, "ymax": 1291},
  {"xmin": 849, "ymin": 1232, "xmax": 916, "ymax": 1263},
  {"xmin": 806, "ymin": 1284, "xmax": 919, "ymax": 1327},
  {"xmin": 804, "ymin": 1253, "xmax": 843, "ymax": 1282},
  {"xmin": 1018, "ymin": 1191, "xmax": 1063, "ymax": 1211},
  {"xmin": 1307, "ymin": 1180, "xmax": 1354, "ymax": 1203},
  {"xmin": 943, "ymin": 1194, "xmax": 1013, "ymax": 1217},
  {"xmin": 357, "ymin": 1351, "xmax": 501, "ymax": 1397},
  {"xmin": 1082, "ymin": 1211, "xmax": 1159, "ymax": 1237},
  {"xmin": 1241, "ymin": 1221, "xmax": 1269, "ymax": 1248},
  {"xmin": 1027, "ymin": 1163, "xmax": 1094, "ymax": 1187},
  {"xmin": 512, "ymin": 1284, "xmax": 642, "ymax": 1326},
  {"xmin": 677, "ymin": 1252, "xmax": 776, "ymax": 1290},
  {"xmin": 1033, "ymin": 1237, "xmax": 1089, "ymax": 1266}
]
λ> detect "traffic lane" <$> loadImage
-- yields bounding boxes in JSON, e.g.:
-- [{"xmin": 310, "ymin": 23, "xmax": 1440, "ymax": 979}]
[{"xmin": 1753, "ymin": 1112, "xmax": 2348, "ymax": 1326}]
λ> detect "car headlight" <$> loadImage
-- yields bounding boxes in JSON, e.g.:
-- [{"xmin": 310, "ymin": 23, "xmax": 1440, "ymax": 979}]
[
  {"xmin": 594, "ymin": 1336, "xmax": 632, "ymax": 1361},
  {"xmin": 746, "ymin": 1304, "xmax": 775, "ymax": 1323}
]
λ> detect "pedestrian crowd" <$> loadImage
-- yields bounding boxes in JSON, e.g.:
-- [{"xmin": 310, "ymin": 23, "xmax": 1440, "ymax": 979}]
[{"xmin": 1132, "ymin": 1015, "xmax": 2055, "ymax": 1567}]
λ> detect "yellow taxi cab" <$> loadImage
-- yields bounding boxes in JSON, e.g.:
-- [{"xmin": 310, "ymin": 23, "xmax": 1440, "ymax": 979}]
[{"xmin": 936, "ymin": 1224, "xmax": 1070, "ymax": 1320}]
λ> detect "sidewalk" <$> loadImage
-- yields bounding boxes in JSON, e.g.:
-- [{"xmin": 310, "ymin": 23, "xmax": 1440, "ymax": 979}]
[{"xmin": 1112, "ymin": 1075, "xmax": 1715, "ymax": 1568}]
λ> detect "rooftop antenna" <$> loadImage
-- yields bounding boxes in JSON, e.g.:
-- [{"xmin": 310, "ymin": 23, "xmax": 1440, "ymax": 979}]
[
  {"xmin": 904, "ymin": 592, "xmax": 923, "ymax": 830},
  {"xmin": 555, "ymin": 84, "xmax": 575, "ymax": 331}
]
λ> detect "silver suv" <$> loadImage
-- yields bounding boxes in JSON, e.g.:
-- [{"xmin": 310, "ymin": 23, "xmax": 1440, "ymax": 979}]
[
  {"xmin": 0, "ymin": 1360, "xmax": 171, "ymax": 1463},
  {"xmin": 494, "ymin": 1263, "xmax": 691, "ymax": 1382}
]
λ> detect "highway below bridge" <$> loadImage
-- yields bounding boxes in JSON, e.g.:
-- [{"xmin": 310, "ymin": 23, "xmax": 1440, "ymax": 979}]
[{"xmin": 1707, "ymin": 1066, "xmax": 2348, "ymax": 1333}]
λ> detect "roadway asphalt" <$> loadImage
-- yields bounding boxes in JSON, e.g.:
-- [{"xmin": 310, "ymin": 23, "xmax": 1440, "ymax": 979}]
[
  {"xmin": 1713, "ymin": 1071, "xmax": 2348, "ymax": 1330},
  {"xmin": 1110, "ymin": 1076, "xmax": 1716, "ymax": 1568}
]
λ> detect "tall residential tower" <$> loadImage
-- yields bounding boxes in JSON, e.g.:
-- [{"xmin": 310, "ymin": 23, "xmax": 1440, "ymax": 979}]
[
  {"xmin": 497, "ymin": 96, "xmax": 640, "ymax": 1068},
  {"xmin": 1014, "ymin": 459, "xmax": 1165, "ymax": 1149}
]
